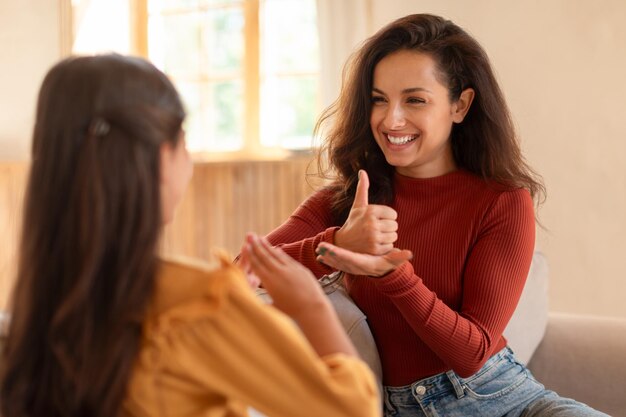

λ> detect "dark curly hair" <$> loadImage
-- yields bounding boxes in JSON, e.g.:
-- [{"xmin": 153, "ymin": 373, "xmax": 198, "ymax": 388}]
[{"xmin": 315, "ymin": 13, "xmax": 545, "ymax": 224}]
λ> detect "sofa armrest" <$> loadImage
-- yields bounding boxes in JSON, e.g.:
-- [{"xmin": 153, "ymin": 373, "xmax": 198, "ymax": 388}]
[{"xmin": 527, "ymin": 312, "xmax": 626, "ymax": 417}]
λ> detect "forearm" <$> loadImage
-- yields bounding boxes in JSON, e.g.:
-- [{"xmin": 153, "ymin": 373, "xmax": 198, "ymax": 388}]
[
  {"xmin": 373, "ymin": 247, "xmax": 532, "ymax": 376},
  {"xmin": 292, "ymin": 298, "xmax": 359, "ymax": 359}
]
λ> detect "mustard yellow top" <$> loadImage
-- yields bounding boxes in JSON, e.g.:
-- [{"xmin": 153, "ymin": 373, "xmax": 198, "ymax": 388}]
[{"xmin": 123, "ymin": 255, "xmax": 380, "ymax": 417}]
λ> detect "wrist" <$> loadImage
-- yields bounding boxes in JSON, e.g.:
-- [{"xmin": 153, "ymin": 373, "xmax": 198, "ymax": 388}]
[
  {"xmin": 291, "ymin": 296, "xmax": 332, "ymax": 325},
  {"xmin": 333, "ymin": 227, "xmax": 343, "ymax": 248},
  {"xmin": 292, "ymin": 297, "xmax": 358, "ymax": 358}
]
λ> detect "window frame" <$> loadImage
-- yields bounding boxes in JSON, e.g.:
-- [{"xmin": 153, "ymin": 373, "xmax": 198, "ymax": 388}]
[{"xmin": 135, "ymin": 0, "xmax": 315, "ymax": 161}]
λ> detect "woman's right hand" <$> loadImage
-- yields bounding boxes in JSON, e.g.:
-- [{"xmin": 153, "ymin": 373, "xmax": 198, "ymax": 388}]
[
  {"xmin": 243, "ymin": 233, "xmax": 359, "ymax": 358},
  {"xmin": 334, "ymin": 170, "xmax": 399, "ymax": 255},
  {"xmin": 242, "ymin": 233, "xmax": 329, "ymax": 318}
]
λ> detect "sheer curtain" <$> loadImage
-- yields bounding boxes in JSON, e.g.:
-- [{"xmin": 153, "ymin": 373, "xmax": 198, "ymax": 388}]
[{"xmin": 316, "ymin": 0, "xmax": 373, "ymax": 109}]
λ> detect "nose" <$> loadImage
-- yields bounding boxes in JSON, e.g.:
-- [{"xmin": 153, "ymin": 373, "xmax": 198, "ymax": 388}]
[{"xmin": 383, "ymin": 102, "xmax": 406, "ymax": 129}]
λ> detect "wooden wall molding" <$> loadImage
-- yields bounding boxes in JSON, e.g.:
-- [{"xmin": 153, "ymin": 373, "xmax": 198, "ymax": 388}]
[{"xmin": 0, "ymin": 158, "xmax": 319, "ymax": 311}]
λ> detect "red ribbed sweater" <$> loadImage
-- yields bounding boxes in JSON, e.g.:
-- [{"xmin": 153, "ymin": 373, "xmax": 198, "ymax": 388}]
[{"xmin": 266, "ymin": 169, "xmax": 536, "ymax": 386}]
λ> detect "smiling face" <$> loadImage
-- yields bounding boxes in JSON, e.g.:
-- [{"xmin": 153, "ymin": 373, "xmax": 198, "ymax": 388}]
[{"xmin": 370, "ymin": 49, "xmax": 474, "ymax": 178}]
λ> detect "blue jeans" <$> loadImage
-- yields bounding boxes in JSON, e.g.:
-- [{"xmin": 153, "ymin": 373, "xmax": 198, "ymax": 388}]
[{"xmin": 383, "ymin": 347, "xmax": 609, "ymax": 417}]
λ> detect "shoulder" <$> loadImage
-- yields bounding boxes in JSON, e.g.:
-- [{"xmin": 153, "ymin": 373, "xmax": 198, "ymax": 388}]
[
  {"xmin": 290, "ymin": 185, "xmax": 338, "ymax": 223},
  {"xmin": 151, "ymin": 252, "xmax": 250, "ymax": 323},
  {"xmin": 477, "ymin": 186, "xmax": 535, "ymax": 241},
  {"xmin": 486, "ymin": 186, "xmax": 534, "ymax": 218},
  {"xmin": 458, "ymin": 171, "xmax": 534, "ymax": 212},
  {"xmin": 448, "ymin": 171, "xmax": 535, "ymax": 232}
]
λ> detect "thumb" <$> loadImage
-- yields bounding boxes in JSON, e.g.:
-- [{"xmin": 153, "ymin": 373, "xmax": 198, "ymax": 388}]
[{"xmin": 352, "ymin": 170, "xmax": 369, "ymax": 208}]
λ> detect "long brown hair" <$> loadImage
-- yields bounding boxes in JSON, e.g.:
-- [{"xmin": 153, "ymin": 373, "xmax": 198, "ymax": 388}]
[
  {"xmin": 315, "ymin": 14, "xmax": 545, "ymax": 223},
  {"xmin": 0, "ymin": 54, "xmax": 185, "ymax": 417}
]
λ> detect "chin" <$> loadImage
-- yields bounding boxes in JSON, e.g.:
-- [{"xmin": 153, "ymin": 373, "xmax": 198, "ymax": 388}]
[{"xmin": 383, "ymin": 155, "xmax": 413, "ymax": 169}]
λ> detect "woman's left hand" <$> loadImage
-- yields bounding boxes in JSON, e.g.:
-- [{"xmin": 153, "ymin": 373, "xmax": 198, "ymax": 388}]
[{"xmin": 316, "ymin": 242, "xmax": 412, "ymax": 277}]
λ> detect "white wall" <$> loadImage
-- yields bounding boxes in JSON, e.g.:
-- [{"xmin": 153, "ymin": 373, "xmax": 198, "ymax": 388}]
[
  {"xmin": 369, "ymin": 0, "xmax": 626, "ymax": 317},
  {"xmin": 0, "ymin": 0, "xmax": 62, "ymax": 160}
]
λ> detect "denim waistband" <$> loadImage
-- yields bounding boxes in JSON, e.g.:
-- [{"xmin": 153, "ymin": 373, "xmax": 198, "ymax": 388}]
[{"xmin": 384, "ymin": 346, "xmax": 515, "ymax": 403}]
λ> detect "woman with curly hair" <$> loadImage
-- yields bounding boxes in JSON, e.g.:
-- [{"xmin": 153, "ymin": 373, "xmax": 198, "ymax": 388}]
[{"xmin": 263, "ymin": 13, "xmax": 607, "ymax": 417}]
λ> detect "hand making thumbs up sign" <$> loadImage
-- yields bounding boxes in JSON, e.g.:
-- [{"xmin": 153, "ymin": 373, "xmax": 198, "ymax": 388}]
[{"xmin": 334, "ymin": 170, "xmax": 399, "ymax": 255}]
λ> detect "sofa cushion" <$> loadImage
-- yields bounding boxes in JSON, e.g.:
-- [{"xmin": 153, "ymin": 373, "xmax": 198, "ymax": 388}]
[{"xmin": 527, "ymin": 313, "xmax": 626, "ymax": 417}]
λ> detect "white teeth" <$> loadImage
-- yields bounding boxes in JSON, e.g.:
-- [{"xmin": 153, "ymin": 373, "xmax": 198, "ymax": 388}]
[{"xmin": 387, "ymin": 134, "xmax": 416, "ymax": 145}]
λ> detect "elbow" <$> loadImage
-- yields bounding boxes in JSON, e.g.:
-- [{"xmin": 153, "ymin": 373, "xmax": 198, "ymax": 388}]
[
  {"xmin": 448, "ymin": 343, "xmax": 506, "ymax": 378},
  {"xmin": 448, "ymin": 349, "xmax": 492, "ymax": 378},
  {"xmin": 451, "ymin": 362, "xmax": 485, "ymax": 378}
]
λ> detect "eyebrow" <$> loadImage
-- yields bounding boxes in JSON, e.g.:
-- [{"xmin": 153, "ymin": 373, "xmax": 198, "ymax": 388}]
[{"xmin": 372, "ymin": 87, "xmax": 433, "ymax": 94}]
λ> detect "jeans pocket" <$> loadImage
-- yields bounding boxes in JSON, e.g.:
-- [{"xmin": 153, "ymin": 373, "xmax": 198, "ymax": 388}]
[
  {"xmin": 463, "ymin": 357, "xmax": 529, "ymax": 399},
  {"xmin": 383, "ymin": 389, "xmax": 398, "ymax": 416}
]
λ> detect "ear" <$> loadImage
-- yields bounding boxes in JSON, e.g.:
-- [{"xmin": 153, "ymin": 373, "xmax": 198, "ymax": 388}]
[{"xmin": 452, "ymin": 88, "xmax": 475, "ymax": 123}]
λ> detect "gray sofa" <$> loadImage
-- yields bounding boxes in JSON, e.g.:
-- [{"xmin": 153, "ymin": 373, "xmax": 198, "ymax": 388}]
[
  {"xmin": 504, "ymin": 251, "xmax": 626, "ymax": 417},
  {"xmin": 526, "ymin": 312, "xmax": 626, "ymax": 417}
]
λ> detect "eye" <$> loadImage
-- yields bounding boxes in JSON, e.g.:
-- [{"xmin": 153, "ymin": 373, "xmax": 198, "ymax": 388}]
[
  {"xmin": 371, "ymin": 95, "xmax": 386, "ymax": 104},
  {"xmin": 407, "ymin": 97, "xmax": 426, "ymax": 104}
]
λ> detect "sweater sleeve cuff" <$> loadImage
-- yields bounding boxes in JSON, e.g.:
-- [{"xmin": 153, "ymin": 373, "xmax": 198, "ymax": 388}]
[
  {"xmin": 322, "ymin": 226, "xmax": 340, "ymax": 245},
  {"xmin": 370, "ymin": 261, "xmax": 420, "ymax": 294}
]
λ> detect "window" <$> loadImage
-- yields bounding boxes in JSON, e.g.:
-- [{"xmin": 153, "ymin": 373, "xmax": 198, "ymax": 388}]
[{"xmin": 71, "ymin": 0, "xmax": 320, "ymax": 158}]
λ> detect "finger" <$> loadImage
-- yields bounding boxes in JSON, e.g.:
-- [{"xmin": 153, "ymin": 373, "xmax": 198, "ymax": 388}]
[
  {"xmin": 246, "ymin": 242, "xmax": 273, "ymax": 278},
  {"xmin": 375, "ymin": 242, "xmax": 395, "ymax": 254},
  {"xmin": 260, "ymin": 237, "xmax": 292, "ymax": 266},
  {"xmin": 316, "ymin": 253, "xmax": 341, "ymax": 270},
  {"xmin": 246, "ymin": 272, "xmax": 261, "ymax": 289},
  {"xmin": 351, "ymin": 169, "xmax": 369, "ymax": 209},
  {"xmin": 316, "ymin": 243, "xmax": 358, "ymax": 265},
  {"xmin": 251, "ymin": 237, "xmax": 299, "ymax": 285},
  {"xmin": 252, "ymin": 236, "xmax": 280, "ymax": 263},
  {"xmin": 316, "ymin": 256, "xmax": 336, "ymax": 271},
  {"xmin": 369, "ymin": 205, "xmax": 398, "ymax": 220},
  {"xmin": 377, "ymin": 232, "xmax": 398, "ymax": 245},
  {"xmin": 378, "ymin": 219, "xmax": 398, "ymax": 233},
  {"xmin": 247, "ymin": 235, "xmax": 280, "ymax": 275},
  {"xmin": 316, "ymin": 253, "xmax": 369, "ymax": 276},
  {"xmin": 238, "ymin": 242, "xmax": 250, "ymax": 271},
  {"xmin": 315, "ymin": 242, "xmax": 337, "ymax": 257}
]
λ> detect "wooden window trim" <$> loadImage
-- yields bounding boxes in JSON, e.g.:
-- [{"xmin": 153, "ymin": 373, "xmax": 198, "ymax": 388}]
[
  {"xmin": 130, "ymin": 0, "xmax": 148, "ymax": 57},
  {"xmin": 243, "ymin": 0, "xmax": 261, "ymax": 156},
  {"xmin": 138, "ymin": 0, "xmax": 289, "ymax": 161},
  {"xmin": 73, "ymin": 0, "xmax": 309, "ymax": 162}
]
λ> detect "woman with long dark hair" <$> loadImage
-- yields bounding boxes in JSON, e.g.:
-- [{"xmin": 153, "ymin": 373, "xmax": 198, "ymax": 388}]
[
  {"xmin": 264, "ymin": 14, "xmax": 608, "ymax": 416},
  {"xmin": 0, "ymin": 54, "xmax": 379, "ymax": 417}
]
